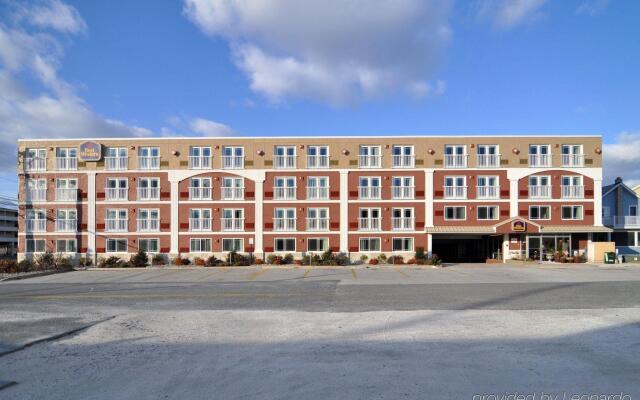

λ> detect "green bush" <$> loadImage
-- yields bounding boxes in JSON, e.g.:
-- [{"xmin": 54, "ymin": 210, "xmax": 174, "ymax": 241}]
[
  {"xmin": 17, "ymin": 259, "xmax": 35, "ymax": 273},
  {"xmin": 99, "ymin": 256, "xmax": 127, "ymax": 268},
  {"xmin": 415, "ymin": 247, "xmax": 426, "ymax": 261},
  {"xmin": 35, "ymin": 252, "xmax": 56, "ymax": 270},
  {"xmin": 54, "ymin": 254, "xmax": 73, "ymax": 270},
  {"xmin": 129, "ymin": 250, "xmax": 149, "ymax": 268},
  {"xmin": 226, "ymin": 251, "xmax": 252, "ymax": 266},
  {"xmin": 78, "ymin": 257, "xmax": 93, "ymax": 267},
  {"xmin": 377, "ymin": 254, "xmax": 388, "ymax": 264},
  {"xmin": 151, "ymin": 254, "xmax": 166, "ymax": 266}
]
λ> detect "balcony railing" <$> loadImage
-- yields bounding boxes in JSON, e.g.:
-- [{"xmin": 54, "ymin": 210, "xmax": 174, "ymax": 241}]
[
  {"xmin": 477, "ymin": 186, "xmax": 499, "ymax": 199},
  {"xmin": 359, "ymin": 155, "xmax": 381, "ymax": 168},
  {"xmin": 561, "ymin": 185, "xmax": 584, "ymax": 199},
  {"xmin": 307, "ymin": 187, "xmax": 329, "ymax": 200},
  {"xmin": 359, "ymin": 218, "xmax": 381, "ymax": 231},
  {"xmin": 477, "ymin": 154, "xmax": 500, "ymax": 168},
  {"xmin": 444, "ymin": 186, "xmax": 467, "ymax": 199},
  {"xmin": 392, "ymin": 155, "xmax": 415, "ymax": 168},
  {"xmin": 189, "ymin": 218, "xmax": 211, "ymax": 232},
  {"xmin": 56, "ymin": 188, "xmax": 77, "ymax": 202},
  {"xmin": 221, "ymin": 187, "xmax": 244, "ymax": 200},
  {"xmin": 105, "ymin": 157, "xmax": 128, "ymax": 171},
  {"xmin": 528, "ymin": 185, "xmax": 551, "ymax": 199},
  {"xmin": 392, "ymin": 217, "xmax": 414, "ymax": 230},
  {"xmin": 307, "ymin": 155, "xmax": 329, "ymax": 169},
  {"xmin": 56, "ymin": 219, "xmax": 77, "ymax": 232},
  {"xmin": 306, "ymin": 218, "xmax": 329, "ymax": 231},
  {"xmin": 137, "ymin": 219, "xmax": 159, "ymax": 232},
  {"xmin": 106, "ymin": 188, "xmax": 128, "ymax": 201},
  {"xmin": 358, "ymin": 186, "xmax": 381, "ymax": 200},
  {"xmin": 25, "ymin": 189, "xmax": 47, "ymax": 202},
  {"xmin": 529, "ymin": 154, "xmax": 552, "ymax": 167},
  {"xmin": 274, "ymin": 187, "xmax": 296, "ymax": 200},
  {"xmin": 562, "ymin": 154, "xmax": 584, "ymax": 167},
  {"xmin": 189, "ymin": 187, "xmax": 212, "ymax": 200},
  {"xmin": 24, "ymin": 157, "xmax": 46, "ymax": 172},
  {"xmin": 137, "ymin": 187, "xmax": 160, "ymax": 201},
  {"xmin": 392, "ymin": 186, "xmax": 415, "ymax": 200},
  {"xmin": 56, "ymin": 157, "xmax": 77, "ymax": 171},
  {"xmin": 274, "ymin": 218, "xmax": 296, "ymax": 231},
  {"xmin": 603, "ymin": 216, "xmax": 640, "ymax": 228},
  {"xmin": 189, "ymin": 156, "xmax": 212, "ymax": 169},
  {"xmin": 138, "ymin": 156, "xmax": 160, "ymax": 170},
  {"xmin": 221, "ymin": 218, "xmax": 244, "ymax": 231},
  {"xmin": 444, "ymin": 154, "xmax": 467, "ymax": 168},
  {"xmin": 274, "ymin": 155, "xmax": 296, "ymax": 169},
  {"xmin": 222, "ymin": 156, "xmax": 244, "ymax": 169},
  {"xmin": 25, "ymin": 219, "xmax": 46, "ymax": 232},
  {"xmin": 105, "ymin": 219, "xmax": 128, "ymax": 232}
]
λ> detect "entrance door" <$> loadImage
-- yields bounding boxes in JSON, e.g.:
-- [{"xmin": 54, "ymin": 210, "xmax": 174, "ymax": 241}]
[{"xmin": 528, "ymin": 237, "xmax": 541, "ymax": 260}]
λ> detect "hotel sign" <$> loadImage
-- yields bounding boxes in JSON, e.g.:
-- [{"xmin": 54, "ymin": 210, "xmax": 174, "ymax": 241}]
[
  {"xmin": 511, "ymin": 220, "xmax": 526, "ymax": 232},
  {"xmin": 78, "ymin": 141, "xmax": 102, "ymax": 162}
]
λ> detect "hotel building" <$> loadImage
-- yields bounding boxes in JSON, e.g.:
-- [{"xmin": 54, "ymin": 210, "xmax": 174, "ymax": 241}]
[{"xmin": 17, "ymin": 136, "xmax": 610, "ymax": 262}]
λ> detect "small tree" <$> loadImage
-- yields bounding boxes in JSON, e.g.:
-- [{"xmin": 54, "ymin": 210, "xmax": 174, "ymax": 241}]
[
  {"xmin": 129, "ymin": 250, "xmax": 149, "ymax": 268},
  {"xmin": 35, "ymin": 252, "xmax": 55, "ymax": 270}
]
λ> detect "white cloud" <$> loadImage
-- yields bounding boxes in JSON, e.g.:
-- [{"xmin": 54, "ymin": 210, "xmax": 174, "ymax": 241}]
[
  {"xmin": 474, "ymin": 0, "xmax": 547, "ymax": 30},
  {"xmin": 14, "ymin": 0, "xmax": 87, "ymax": 34},
  {"xmin": 189, "ymin": 117, "xmax": 234, "ymax": 136},
  {"xmin": 603, "ymin": 132, "xmax": 640, "ymax": 187},
  {"xmin": 576, "ymin": 0, "xmax": 610, "ymax": 16},
  {"xmin": 183, "ymin": 0, "xmax": 452, "ymax": 105}
]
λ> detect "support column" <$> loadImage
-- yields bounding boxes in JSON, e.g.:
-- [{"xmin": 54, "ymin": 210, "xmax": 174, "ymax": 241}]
[
  {"xmin": 339, "ymin": 170, "xmax": 349, "ymax": 253},
  {"xmin": 426, "ymin": 233, "xmax": 432, "ymax": 258},
  {"xmin": 593, "ymin": 178, "xmax": 603, "ymax": 226},
  {"xmin": 509, "ymin": 178, "xmax": 519, "ymax": 217},
  {"xmin": 169, "ymin": 180, "xmax": 179, "ymax": 256},
  {"xmin": 87, "ymin": 171, "xmax": 96, "ymax": 261},
  {"xmin": 425, "ymin": 170, "xmax": 434, "ymax": 227},
  {"xmin": 254, "ymin": 179, "xmax": 264, "ymax": 258},
  {"xmin": 502, "ymin": 233, "xmax": 509, "ymax": 263}
]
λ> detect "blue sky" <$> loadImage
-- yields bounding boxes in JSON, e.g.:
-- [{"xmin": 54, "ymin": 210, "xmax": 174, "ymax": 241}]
[{"xmin": 1, "ymin": 0, "xmax": 639, "ymax": 202}]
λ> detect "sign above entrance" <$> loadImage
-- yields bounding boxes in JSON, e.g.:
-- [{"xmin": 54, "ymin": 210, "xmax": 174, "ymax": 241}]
[
  {"xmin": 78, "ymin": 141, "xmax": 102, "ymax": 162},
  {"xmin": 512, "ymin": 220, "xmax": 526, "ymax": 232}
]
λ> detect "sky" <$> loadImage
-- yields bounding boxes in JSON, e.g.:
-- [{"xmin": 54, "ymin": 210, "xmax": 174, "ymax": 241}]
[{"xmin": 1, "ymin": 0, "xmax": 639, "ymax": 202}]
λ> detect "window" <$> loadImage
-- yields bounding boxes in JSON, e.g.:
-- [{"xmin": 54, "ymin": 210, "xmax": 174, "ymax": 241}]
[
  {"xmin": 444, "ymin": 206, "xmax": 466, "ymax": 220},
  {"xmin": 307, "ymin": 238, "xmax": 329, "ymax": 252},
  {"xmin": 358, "ymin": 176, "xmax": 381, "ymax": 199},
  {"xmin": 478, "ymin": 206, "xmax": 499, "ymax": 220},
  {"xmin": 392, "ymin": 208, "xmax": 414, "ymax": 230},
  {"xmin": 307, "ymin": 146, "xmax": 329, "ymax": 168},
  {"xmin": 359, "ymin": 145, "xmax": 381, "ymax": 168},
  {"xmin": 138, "ymin": 147, "xmax": 160, "ymax": 169},
  {"xmin": 189, "ymin": 146, "xmax": 212, "ymax": 169},
  {"xmin": 106, "ymin": 238, "xmax": 128, "ymax": 253},
  {"xmin": 562, "ymin": 206, "xmax": 583, "ymax": 220},
  {"xmin": 189, "ymin": 209, "xmax": 211, "ymax": 231},
  {"xmin": 630, "ymin": 205, "xmax": 638, "ymax": 217},
  {"xmin": 106, "ymin": 178, "xmax": 128, "ymax": 201},
  {"xmin": 274, "ymin": 176, "xmax": 296, "ymax": 200},
  {"xmin": 56, "ymin": 239, "xmax": 77, "ymax": 253},
  {"xmin": 56, "ymin": 178, "xmax": 78, "ymax": 201},
  {"xmin": 56, "ymin": 147, "xmax": 77, "ymax": 170},
  {"xmin": 274, "ymin": 238, "xmax": 296, "ymax": 252},
  {"xmin": 222, "ymin": 238, "xmax": 244, "ymax": 252},
  {"xmin": 561, "ymin": 145, "xmax": 583, "ymax": 167},
  {"xmin": 392, "ymin": 145, "xmax": 414, "ymax": 168},
  {"xmin": 359, "ymin": 237, "xmax": 381, "ymax": 252},
  {"xmin": 139, "ymin": 238, "xmax": 159, "ymax": 253},
  {"xmin": 274, "ymin": 146, "xmax": 296, "ymax": 169},
  {"xmin": 529, "ymin": 206, "xmax": 551, "ymax": 220},
  {"xmin": 444, "ymin": 145, "xmax": 466, "ymax": 168},
  {"xmin": 222, "ymin": 146, "xmax": 244, "ymax": 169},
  {"xmin": 392, "ymin": 176, "xmax": 414, "ymax": 199},
  {"xmin": 307, "ymin": 176, "xmax": 329, "ymax": 200},
  {"xmin": 528, "ymin": 176, "xmax": 551, "ymax": 198},
  {"xmin": 477, "ymin": 145, "xmax": 499, "ymax": 168},
  {"xmin": 221, "ymin": 177, "xmax": 244, "ymax": 200},
  {"xmin": 26, "ymin": 239, "xmax": 46, "ymax": 253},
  {"xmin": 137, "ymin": 209, "xmax": 159, "ymax": 232},
  {"xmin": 106, "ymin": 209, "xmax": 128, "ymax": 232},
  {"xmin": 359, "ymin": 208, "xmax": 381, "ymax": 230},
  {"xmin": 24, "ymin": 148, "xmax": 47, "ymax": 171},
  {"xmin": 444, "ymin": 176, "xmax": 466, "ymax": 199},
  {"xmin": 274, "ymin": 208, "xmax": 296, "ymax": 231},
  {"xmin": 190, "ymin": 238, "xmax": 212, "ymax": 252},
  {"xmin": 529, "ymin": 145, "xmax": 551, "ymax": 167},
  {"xmin": 561, "ymin": 176, "xmax": 584, "ymax": 198},
  {"xmin": 392, "ymin": 238, "xmax": 414, "ymax": 252},
  {"xmin": 477, "ymin": 176, "xmax": 498, "ymax": 199},
  {"xmin": 189, "ymin": 177, "xmax": 212, "ymax": 200},
  {"xmin": 138, "ymin": 178, "xmax": 160, "ymax": 200},
  {"xmin": 25, "ymin": 209, "xmax": 46, "ymax": 232},
  {"xmin": 307, "ymin": 207, "xmax": 329, "ymax": 231},
  {"xmin": 221, "ymin": 209, "xmax": 244, "ymax": 231},
  {"xmin": 56, "ymin": 209, "xmax": 77, "ymax": 232},
  {"xmin": 105, "ymin": 147, "xmax": 128, "ymax": 170},
  {"xmin": 26, "ymin": 178, "xmax": 47, "ymax": 201}
]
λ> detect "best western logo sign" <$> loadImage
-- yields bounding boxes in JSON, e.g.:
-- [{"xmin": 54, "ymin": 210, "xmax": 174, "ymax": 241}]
[
  {"xmin": 512, "ymin": 220, "xmax": 526, "ymax": 232},
  {"xmin": 78, "ymin": 141, "xmax": 102, "ymax": 162}
]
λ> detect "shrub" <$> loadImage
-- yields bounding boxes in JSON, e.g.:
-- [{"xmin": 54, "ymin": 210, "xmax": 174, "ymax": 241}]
[
  {"xmin": 35, "ymin": 252, "xmax": 56, "ymax": 270},
  {"xmin": 78, "ymin": 257, "xmax": 93, "ymax": 267},
  {"xmin": 0, "ymin": 259, "xmax": 18, "ymax": 274},
  {"xmin": 427, "ymin": 255, "xmax": 442, "ymax": 266},
  {"xmin": 129, "ymin": 250, "xmax": 149, "ymax": 268},
  {"xmin": 226, "ymin": 251, "xmax": 252, "ymax": 266},
  {"xmin": 294, "ymin": 259, "xmax": 302, "ymax": 266},
  {"xmin": 377, "ymin": 254, "xmax": 388, "ymax": 264},
  {"xmin": 151, "ymin": 254, "xmax": 166, "ymax": 266},
  {"xmin": 388, "ymin": 255, "xmax": 404, "ymax": 265},
  {"xmin": 368, "ymin": 258, "xmax": 379, "ymax": 265},
  {"xmin": 283, "ymin": 253, "xmax": 294, "ymax": 264},
  {"xmin": 17, "ymin": 259, "xmax": 35, "ymax": 273},
  {"xmin": 254, "ymin": 258, "xmax": 264, "ymax": 265},
  {"xmin": 172, "ymin": 257, "xmax": 190, "ymax": 266},
  {"xmin": 335, "ymin": 252, "xmax": 350, "ymax": 266},
  {"xmin": 406, "ymin": 257, "xmax": 416, "ymax": 265},
  {"xmin": 205, "ymin": 255, "xmax": 220, "ymax": 267},
  {"xmin": 194, "ymin": 257, "xmax": 206, "ymax": 266},
  {"xmin": 54, "ymin": 254, "xmax": 73, "ymax": 270},
  {"xmin": 415, "ymin": 247, "xmax": 426, "ymax": 261},
  {"xmin": 99, "ymin": 256, "xmax": 126, "ymax": 268},
  {"xmin": 266, "ymin": 254, "xmax": 278, "ymax": 265}
]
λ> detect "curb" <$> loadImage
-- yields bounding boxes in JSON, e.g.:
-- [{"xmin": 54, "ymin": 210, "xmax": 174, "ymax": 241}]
[{"xmin": 0, "ymin": 269, "xmax": 72, "ymax": 283}]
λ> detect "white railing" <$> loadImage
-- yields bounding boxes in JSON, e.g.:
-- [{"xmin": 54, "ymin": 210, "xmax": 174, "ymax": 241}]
[
  {"xmin": 529, "ymin": 154, "xmax": 551, "ymax": 167},
  {"xmin": 307, "ymin": 187, "xmax": 329, "ymax": 200},
  {"xmin": 477, "ymin": 186, "xmax": 499, "ymax": 199},
  {"xmin": 274, "ymin": 218, "xmax": 296, "ymax": 231},
  {"xmin": 444, "ymin": 186, "xmax": 467, "ymax": 199},
  {"xmin": 221, "ymin": 218, "xmax": 244, "ymax": 231},
  {"xmin": 137, "ymin": 219, "xmax": 159, "ymax": 232},
  {"xmin": 307, "ymin": 155, "xmax": 329, "ymax": 169},
  {"xmin": 189, "ymin": 218, "xmax": 211, "ymax": 232},
  {"xmin": 392, "ymin": 186, "xmax": 415, "ymax": 200},
  {"xmin": 274, "ymin": 155, "xmax": 296, "ymax": 169},
  {"xmin": 561, "ymin": 185, "xmax": 584, "ymax": 199},
  {"xmin": 444, "ymin": 154, "xmax": 467, "ymax": 168},
  {"xmin": 392, "ymin": 217, "xmax": 414, "ymax": 230},
  {"xmin": 189, "ymin": 156, "xmax": 212, "ymax": 169},
  {"xmin": 106, "ymin": 188, "xmax": 128, "ymax": 201},
  {"xmin": 603, "ymin": 216, "xmax": 640, "ymax": 228},
  {"xmin": 189, "ymin": 187, "xmax": 212, "ymax": 200},
  {"xmin": 24, "ymin": 157, "xmax": 46, "ymax": 172},
  {"xmin": 105, "ymin": 219, "xmax": 128, "ymax": 232},
  {"xmin": 358, "ymin": 186, "xmax": 381, "ymax": 199},
  {"xmin": 528, "ymin": 185, "xmax": 551, "ymax": 199},
  {"xmin": 25, "ymin": 219, "xmax": 46, "ymax": 232},
  {"xmin": 221, "ymin": 187, "xmax": 244, "ymax": 200},
  {"xmin": 359, "ymin": 218, "xmax": 381, "ymax": 231},
  {"xmin": 56, "ymin": 219, "xmax": 77, "ymax": 232},
  {"xmin": 562, "ymin": 154, "xmax": 584, "ymax": 167},
  {"xmin": 392, "ymin": 155, "xmax": 415, "ymax": 168},
  {"xmin": 359, "ymin": 155, "xmax": 381, "ymax": 168},
  {"xmin": 56, "ymin": 157, "xmax": 77, "ymax": 171},
  {"xmin": 222, "ymin": 156, "xmax": 244, "ymax": 169},
  {"xmin": 25, "ymin": 189, "xmax": 47, "ymax": 202},
  {"xmin": 105, "ymin": 157, "xmax": 128, "ymax": 170},
  {"xmin": 477, "ymin": 154, "xmax": 500, "ymax": 168},
  {"xmin": 306, "ymin": 218, "xmax": 329, "ymax": 231},
  {"xmin": 274, "ymin": 187, "xmax": 296, "ymax": 200},
  {"xmin": 56, "ymin": 188, "xmax": 77, "ymax": 202},
  {"xmin": 137, "ymin": 187, "xmax": 160, "ymax": 201},
  {"xmin": 138, "ymin": 156, "xmax": 160, "ymax": 170}
]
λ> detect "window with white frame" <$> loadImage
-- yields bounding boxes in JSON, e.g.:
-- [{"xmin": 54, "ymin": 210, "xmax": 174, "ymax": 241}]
[
  {"xmin": 106, "ymin": 178, "xmax": 128, "ymax": 201},
  {"xmin": 221, "ymin": 208, "xmax": 244, "ymax": 231},
  {"xmin": 25, "ymin": 178, "xmax": 47, "ymax": 202},
  {"xmin": 106, "ymin": 209, "xmax": 128, "ymax": 232},
  {"xmin": 190, "ymin": 238, "xmax": 212, "ymax": 252},
  {"xmin": 137, "ymin": 208, "xmax": 160, "ymax": 232},
  {"xmin": 25, "ymin": 209, "xmax": 46, "ymax": 232},
  {"xmin": 56, "ymin": 239, "xmax": 76, "ymax": 253},
  {"xmin": 444, "ymin": 145, "xmax": 466, "ymax": 168},
  {"xmin": 477, "ymin": 206, "xmax": 499, "ymax": 220},
  {"xmin": 307, "ymin": 207, "xmax": 329, "ymax": 231},
  {"xmin": 24, "ymin": 148, "xmax": 47, "ymax": 172},
  {"xmin": 359, "ymin": 208, "xmax": 381, "ymax": 230},
  {"xmin": 561, "ymin": 145, "xmax": 583, "ymax": 167},
  {"xmin": 105, "ymin": 147, "xmax": 128, "ymax": 170},
  {"xmin": 359, "ymin": 237, "xmax": 381, "ymax": 252},
  {"xmin": 189, "ymin": 177, "xmax": 212, "ymax": 200},
  {"xmin": 274, "ymin": 208, "xmax": 296, "ymax": 231},
  {"xmin": 274, "ymin": 146, "xmax": 296, "ymax": 169},
  {"xmin": 26, "ymin": 239, "xmax": 46, "ymax": 253},
  {"xmin": 562, "ymin": 205, "xmax": 583, "ymax": 220},
  {"xmin": 444, "ymin": 206, "xmax": 466, "ymax": 220},
  {"xmin": 106, "ymin": 238, "xmax": 128, "ymax": 253},
  {"xmin": 139, "ymin": 238, "xmax": 159, "ymax": 253},
  {"xmin": 477, "ymin": 176, "xmax": 499, "ymax": 199},
  {"xmin": 358, "ymin": 176, "xmax": 381, "ymax": 199},
  {"xmin": 561, "ymin": 176, "xmax": 584, "ymax": 199},
  {"xmin": 222, "ymin": 146, "xmax": 244, "ymax": 169},
  {"xmin": 56, "ymin": 147, "xmax": 77, "ymax": 171},
  {"xmin": 528, "ymin": 175, "xmax": 551, "ymax": 199},
  {"xmin": 56, "ymin": 178, "xmax": 78, "ymax": 201},
  {"xmin": 307, "ymin": 238, "xmax": 329, "ymax": 252},
  {"xmin": 631, "ymin": 205, "xmax": 638, "ymax": 217},
  {"xmin": 477, "ymin": 145, "xmax": 500, "ymax": 168},
  {"xmin": 189, "ymin": 209, "xmax": 211, "ymax": 231},
  {"xmin": 391, "ymin": 176, "xmax": 414, "ymax": 199},
  {"xmin": 55, "ymin": 209, "xmax": 77, "ymax": 232},
  {"xmin": 529, "ymin": 206, "xmax": 551, "ymax": 220},
  {"xmin": 529, "ymin": 144, "xmax": 551, "ymax": 167},
  {"xmin": 138, "ymin": 146, "xmax": 160, "ymax": 169},
  {"xmin": 274, "ymin": 238, "xmax": 296, "ymax": 252},
  {"xmin": 307, "ymin": 146, "xmax": 329, "ymax": 168},
  {"xmin": 222, "ymin": 238, "xmax": 244, "ymax": 252},
  {"xmin": 359, "ymin": 145, "xmax": 381, "ymax": 168},
  {"xmin": 392, "ymin": 208, "xmax": 414, "ymax": 230},
  {"xmin": 444, "ymin": 176, "xmax": 466, "ymax": 199},
  {"xmin": 274, "ymin": 176, "xmax": 296, "ymax": 200},
  {"xmin": 392, "ymin": 145, "xmax": 414, "ymax": 168},
  {"xmin": 189, "ymin": 146, "xmax": 212, "ymax": 169},
  {"xmin": 307, "ymin": 176, "xmax": 329, "ymax": 200},
  {"xmin": 392, "ymin": 238, "xmax": 414, "ymax": 252},
  {"xmin": 138, "ymin": 178, "xmax": 160, "ymax": 200},
  {"xmin": 221, "ymin": 177, "xmax": 244, "ymax": 200}
]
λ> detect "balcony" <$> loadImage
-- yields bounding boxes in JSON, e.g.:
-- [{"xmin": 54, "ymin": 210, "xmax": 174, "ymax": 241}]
[
  {"xmin": 444, "ymin": 155, "xmax": 467, "ymax": 168},
  {"xmin": 392, "ymin": 155, "xmax": 415, "ymax": 168},
  {"xmin": 392, "ymin": 186, "xmax": 415, "ymax": 200},
  {"xmin": 528, "ymin": 185, "xmax": 551, "ymax": 199},
  {"xmin": 105, "ymin": 157, "xmax": 128, "ymax": 171},
  {"xmin": 477, "ymin": 154, "xmax": 500, "ymax": 168},
  {"xmin": 105, "ymin": 219, "xmax": 128, "ymax": 232},
  {"xmin": 221, "ymin": 187, "xmax": 244, "ymax": 200},
  {"xmin": 358, "ymin": 218, "xmax": 381, "ymax": 231},
  {"xmin": 561, "ymin": 185, "xmax": 584, "ymax": 199},
  {"xmin": 222, "ymin": 156, "xmax": 244, "ymax": 169},
  {"xmin": 189, "ymin": 156, "xmax": 211, "ymax": 169},
  {"xmin": 138, "ymin": 156, "xmax": 160, "ymax": 170},
  {"xmin": 477, "ymin": 186, "xmax": 499, "ymax": 199},
  {"xmin": 189, "ymin": 218, "xmax": 211, "ymax": 232},
  {"xmin": 137, "ymin": 219, "xmax": 159, "ymax": 232},
  {"xmin": 307, "ymin": 155, "xmax": 329, "ymax": 169},
  {"xmin": 274, "ymin": 187, "xmax": 296, "ymax": 200},
  {"xmin": 529, "ymin": 154, "xmax": 552, "ymax": 168},
  {"xmin": 274, "ymin": 155, "xmax": 296, "ymax": 169},
  {"xmin": 562, "ymin": 154, "xmax": 584, "ymax": 167},
  {"xmin": 25, "ymin": 189, "xmax": 47, "ymax": 202},
  {"xmin": 358, "ymin": 186, "xmax": 381, "ymax": 200},
  {"xmin": 274, "ymin": 218, "xmax": 296, "ymax": 231},
  {"xmin": 359, "ymin": 155, "xmax": 381, "ymax": 168},
  {"xmin": 603, "ymin": 216, "xmax": 640, "ymax": 228},
  {"xmin": 106, "ymin": 188, "xmax": 128, "ymax": 201},
  {"xmin": 24, "ymin": 157, "xmax": 46, "ymax": 172},
  {"xmin": 25, "ymin": 219, "xmax": 46, "ymax": 232},
  {"xmin": 56, "ymin": 188, "xmax": 77, "ymax": 202},
  {"xmin": 307, "ymin": 187, "xmax": 329, "ymax": 200},
  {"xmin": 221, "ymin": 218, "xmax": 244, "ymax": 231},
  {"xmin": 306, "ymin": 218, "xmax": 329, "ymax": 231},
  {"xmin": 189, "ymin": 187, "xmax": 212, "ymax": 200},
  {"xmin": 392, "ymin": 217, "xmax": 415, "ymax": 231},
  {"xmin": 444, "ymin": 186, "xmax": 467, "ymax": 199},
  {"xmin": 55, "ymin": 219, "xmax": 77, "ymax": 232},
  {"xmin": 137, "ymin": 187, "xmax": 160, "ymax": 201},
  {"xmin": 56, "ymin": 157, "xmax": 77, "ymax": 171}
]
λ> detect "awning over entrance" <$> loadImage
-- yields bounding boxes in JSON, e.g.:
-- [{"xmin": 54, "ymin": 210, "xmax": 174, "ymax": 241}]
[{"xmin": 425, "ymin": 217, "xmax": 612, "ymax": 235}]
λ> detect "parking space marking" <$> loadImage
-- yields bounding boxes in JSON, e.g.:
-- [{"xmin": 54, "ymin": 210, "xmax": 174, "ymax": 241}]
[
  {"xmin": 393, "ymin": 268, "xmax": 410, "ymax": 278},
  {"xmin": 247, "ymin": 269, "xmax": 267, "ymax": 280},
  {"xmin": 303, "ymin": 269, "xmax": 311, "ymax": 278},
  {"xmin": 351, "ymin": 269, "xmax": 357, "ymax": 279}
]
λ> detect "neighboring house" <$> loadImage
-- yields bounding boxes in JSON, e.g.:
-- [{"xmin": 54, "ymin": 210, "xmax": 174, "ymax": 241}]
[
  {"xmin": 0, "ymin": 207, "xmax": 18, "ymax": 258},
  {"xmin": 602, "ymin": 177, "xmax": 640, "ymax": 258},
  {"xmin": 634, "ymin": 184, "xmax": 640, "ymax": 197}
]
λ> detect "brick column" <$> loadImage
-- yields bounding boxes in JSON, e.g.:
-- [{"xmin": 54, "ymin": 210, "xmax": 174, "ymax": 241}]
[{"xmin": 339, "ymin": 170, "xmax": 349, "ymax": 252}]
